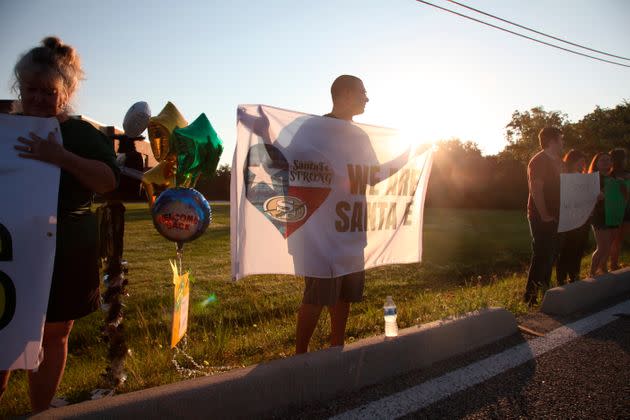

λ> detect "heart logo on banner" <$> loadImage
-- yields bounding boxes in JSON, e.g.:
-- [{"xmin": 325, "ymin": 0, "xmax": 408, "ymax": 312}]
[{"xmin": 244, "ymin": 143, "xmax": 332, "ymax": 238}]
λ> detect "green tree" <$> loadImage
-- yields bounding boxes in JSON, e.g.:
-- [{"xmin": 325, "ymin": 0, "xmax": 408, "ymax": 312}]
[
  {"xmin": 502, "ymin": 101, "xmax": 630, "ymax": 166},
  {"xmin": 195, "ymin": 164, "xmax": 231, "ymax": 201},
  {"xmin": 573, "ymin": 101, "xmax": 630, "ymax": 158},
  {"xmin": 426, "ymin": 139, "xmax": 490, "ymax": 208},
  {"xmin": 502, "ymin": 106, "xmax": 572, "ymax": 165},
  {"xmin": 426, "ymin": 139, "xmax": 527, "ymax": 209}
]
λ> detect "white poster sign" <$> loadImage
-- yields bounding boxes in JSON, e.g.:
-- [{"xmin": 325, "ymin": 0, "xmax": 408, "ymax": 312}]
[
  {"xmin": 558, "ymin": 172, "xmax": 600, "ymax": 233},
  {"xmin": 0, "ymin": 114, "xmax": 60, "ymax": 370},
  {"xmin": 231, "ymin": 105, "xmax": 433, "ymax": 280}
]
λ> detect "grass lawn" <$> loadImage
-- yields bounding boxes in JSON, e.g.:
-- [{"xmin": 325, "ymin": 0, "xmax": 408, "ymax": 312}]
[{"xmin": 1, "ymin": 204, "xmax": 627, "ymax": 416}]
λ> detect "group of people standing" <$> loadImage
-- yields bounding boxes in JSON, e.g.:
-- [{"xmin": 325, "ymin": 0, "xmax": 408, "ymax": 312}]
[
  {"xmin": 524, "ymin": 127, "xmax": 629, "ymax": 305},
  {"xmin": 1, "ymin": 35, "xmax": 627, "ymax": 414}
]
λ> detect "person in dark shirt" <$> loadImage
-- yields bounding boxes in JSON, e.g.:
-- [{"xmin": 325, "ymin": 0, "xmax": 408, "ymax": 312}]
[
  {"xmin": 1, "ymin": 37, "xmax": 118, "ymax": 413},
  {"xmin": 523, "ymin": 127, "xmax": 563, "ymax": 305},
  {"xmin": 556, "ymin": 150, "xmax": 589, "ymax": 284}
]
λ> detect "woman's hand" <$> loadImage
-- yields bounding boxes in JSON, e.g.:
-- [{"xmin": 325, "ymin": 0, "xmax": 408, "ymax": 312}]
[
  {"xmin": 15, "ymin": 129, "xmax": 116, "ymax": 193},
  {"xmin": 15, "ymin": 131, "xmax": 67, "ymax": 167}
]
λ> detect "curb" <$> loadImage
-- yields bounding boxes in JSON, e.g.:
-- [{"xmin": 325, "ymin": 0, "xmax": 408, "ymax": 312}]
[
  {"xmin": 35, "ymin": 307, "xmax": 517, "ymax": 419},
  {"xmin": 541, "ymin": 267, "xmax": 630, "ymax": 316}
]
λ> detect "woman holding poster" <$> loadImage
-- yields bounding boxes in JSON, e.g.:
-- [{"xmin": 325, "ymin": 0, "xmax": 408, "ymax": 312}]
[
  {"xmin": 0, "ymin": 37, "xmax": 118, "ymax": 412},
  {"xmin": 556, "ymin": 150, "xmax": 589, "ymax": 284}
]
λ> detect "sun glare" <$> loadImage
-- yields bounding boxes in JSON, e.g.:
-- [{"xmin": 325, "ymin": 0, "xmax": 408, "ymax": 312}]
[
  {"xmin": 396, "ymin": 127, "xmax": 435, "ymax": 155},
  {"xmin": 365, "ymin": 76, "xmax": 507, "ymax": 156}
]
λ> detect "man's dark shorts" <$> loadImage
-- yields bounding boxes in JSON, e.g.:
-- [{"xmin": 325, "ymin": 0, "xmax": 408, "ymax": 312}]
[{"xmin": 302, "ymin": 272, "xmax": 365, "ymax": 306}]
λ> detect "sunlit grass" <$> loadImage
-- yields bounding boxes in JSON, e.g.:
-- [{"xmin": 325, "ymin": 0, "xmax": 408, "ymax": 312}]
[{"xmin": 1, "ymin": 204, "xmax": 626, "ymax": 416}]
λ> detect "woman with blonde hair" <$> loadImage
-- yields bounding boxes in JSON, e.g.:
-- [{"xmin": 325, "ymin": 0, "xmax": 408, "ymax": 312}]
[{"xmin": 0, "ymin": 37, "xmax": 119, "ymax": 412}]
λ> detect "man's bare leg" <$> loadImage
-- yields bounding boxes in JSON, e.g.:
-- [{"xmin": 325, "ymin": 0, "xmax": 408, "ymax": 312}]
[
  {"xmin": 296, "ymin": 303, "xmax": 323, "ymax": 354},
  {"xmin": 329, "ymin": 300, "xmax": 350, "ymax": 347}
]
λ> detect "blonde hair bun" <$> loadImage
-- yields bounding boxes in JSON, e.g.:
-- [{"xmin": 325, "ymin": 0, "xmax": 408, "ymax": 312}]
[
  {"xmin": 42, "ymin": 36, "xmax": 64, "ymax": 50},
  {"xmin": 42, "ymin": 36, "xmax": 76, "ymax": 63},
  {"xmin": 12, "ymin": 36, "xmax": 85, "ymax": 111}
]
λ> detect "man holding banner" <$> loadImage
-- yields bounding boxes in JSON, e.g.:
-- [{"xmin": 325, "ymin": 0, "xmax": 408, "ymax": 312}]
[
  {"xmin": 232, "ymin": 75, "xmax": 433, "ymax": 354},
  {"xmin": 296, "ymin": 75, "xmax": 374, "ymax": 354}
]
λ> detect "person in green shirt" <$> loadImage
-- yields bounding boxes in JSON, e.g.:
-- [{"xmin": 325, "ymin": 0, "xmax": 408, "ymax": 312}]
[
  {"xmin": 588, "ymin": 152, "xmax": 615, "ymax": 277},
  {"xmin": 0, "ymin": 36, "xmax": 119, "ymax": 413},
  {"xmin": 609, "ymin": 148, "xmax": 629, "ymax": 271}
]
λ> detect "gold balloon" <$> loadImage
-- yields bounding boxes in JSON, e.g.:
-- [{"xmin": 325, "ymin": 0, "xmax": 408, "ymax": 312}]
[
  {"xmin": 141, "ymin": 156, "xmax": 177, "ymax": 206},
  {"xmin": 148, "ymin": 102, "xmax": 187, "ymax": 162},
  {"xmin": 147, "ymin": 124, "xmax": 171, "ymax": 163}
]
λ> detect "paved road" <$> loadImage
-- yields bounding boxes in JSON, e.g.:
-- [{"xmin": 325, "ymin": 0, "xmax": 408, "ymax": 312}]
[
  {"xmin": 405, "ymin": 316, "xmax": 630, "ymax": 419},
  {"xmin": 286, "ymin": 300, "xmax": 630, "ymax": 419}
]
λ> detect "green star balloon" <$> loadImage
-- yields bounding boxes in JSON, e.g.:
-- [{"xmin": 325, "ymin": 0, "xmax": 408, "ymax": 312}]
[{"xmin": 172, "ymin": 113, "xmax": 223, "ymax": 188}]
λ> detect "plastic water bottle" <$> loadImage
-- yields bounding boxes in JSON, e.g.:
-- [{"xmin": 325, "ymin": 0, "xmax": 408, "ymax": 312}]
[{"xmin": 384, "ymin": 296, "xmax": 398, "ymax": 337}]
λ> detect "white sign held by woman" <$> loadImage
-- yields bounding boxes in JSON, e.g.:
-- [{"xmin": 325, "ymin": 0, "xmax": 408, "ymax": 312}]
[
  {"xmin": 558, "ymin": 172, "xmax": 600, "ymax": 233},
  {"xmin": 0, "ymin": 114, "xmax": 61, "ymax": 370}
]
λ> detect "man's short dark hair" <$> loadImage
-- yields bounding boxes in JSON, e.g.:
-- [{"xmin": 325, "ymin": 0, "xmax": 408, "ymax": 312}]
[
  {"xmin": 331, "ymin": 75, "xmax": 361, "ymax": 100},
  {"xmin": 538, "ymin": 127, "xmax": 563, "ymax": 148}
]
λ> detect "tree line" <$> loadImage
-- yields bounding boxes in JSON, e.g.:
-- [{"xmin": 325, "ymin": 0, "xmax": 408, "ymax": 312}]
[{"xmin": 196, "ymin": 101, "xmax": 630, "ymax": 209}]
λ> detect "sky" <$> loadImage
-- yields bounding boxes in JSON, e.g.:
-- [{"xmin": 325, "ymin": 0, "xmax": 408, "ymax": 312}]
[{"xmin": 1, "ymin": 0, "xmax": 629, "ymax": 165}]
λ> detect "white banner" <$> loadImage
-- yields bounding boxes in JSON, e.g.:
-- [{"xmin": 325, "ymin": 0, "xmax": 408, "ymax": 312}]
[
  {"xmin": 0, "ymin": 114, "xmax": 60, "ymax": 370},
  {"xmin": 558, "ymin": 172, "xmax": 600, "ymax": 233},
  {"xmin": 231, "ymin": 105, "xmax": 433, "ymax": 280}
]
